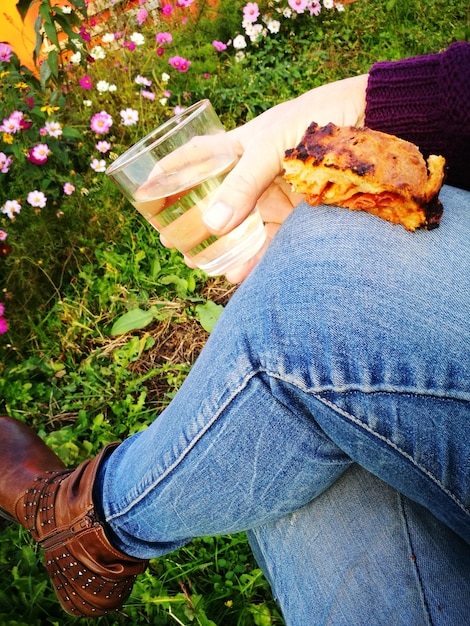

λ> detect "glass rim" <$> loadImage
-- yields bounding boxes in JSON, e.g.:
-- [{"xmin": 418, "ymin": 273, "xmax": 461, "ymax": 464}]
[{"xmin": 106, "ymin": 99, "xmax": 213, "ymax": 176}]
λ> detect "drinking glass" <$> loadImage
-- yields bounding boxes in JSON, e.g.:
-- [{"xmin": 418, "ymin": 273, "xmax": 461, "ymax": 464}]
[{"xmin": 106, "ymin": 100, "xmax": 266, "ymax": 275}]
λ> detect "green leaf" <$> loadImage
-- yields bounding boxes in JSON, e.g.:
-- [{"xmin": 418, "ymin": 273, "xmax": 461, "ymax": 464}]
[
  {"xmin": 195, "ymin": 301, "xmax": 224, "ymax": 333},
  {"xmin": 110, "ymin": 308, "xmax": 155, "ymax": 336},
  {"xmin": 39, "ymin": 58, "xmax": 52, "ymax": 88},
  {"xmin": 16, "ymin": 0, "xmax": 33, "ymax": 21}
]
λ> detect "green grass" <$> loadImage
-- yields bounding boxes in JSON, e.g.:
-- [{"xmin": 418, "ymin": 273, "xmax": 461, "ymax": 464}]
[{"xmin": 0, "ymin": 0, "xmax": 468, "ymax": 623}]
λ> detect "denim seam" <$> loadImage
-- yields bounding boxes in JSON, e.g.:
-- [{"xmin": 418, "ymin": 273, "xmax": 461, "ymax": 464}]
[
  {"xmin": 399, "ymin": 494, "xmax": 433, "ymax": 626},
  {"xmin": 310, "ymin": 391, "xmax": 470, "ymax": 520}
]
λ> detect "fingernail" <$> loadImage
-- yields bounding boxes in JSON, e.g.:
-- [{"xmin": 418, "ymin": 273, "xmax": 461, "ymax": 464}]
[{"xmin": 203, "ymin": 201, "xmax": 233, "ymax": 231}]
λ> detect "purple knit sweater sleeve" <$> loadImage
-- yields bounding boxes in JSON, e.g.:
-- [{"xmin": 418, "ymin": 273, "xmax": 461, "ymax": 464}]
[{"xmin": 365, "ymin": 42, "xmax": 470, "ymax": 190}]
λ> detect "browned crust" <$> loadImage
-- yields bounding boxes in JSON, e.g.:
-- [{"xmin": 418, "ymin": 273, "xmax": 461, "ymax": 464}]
[{"xmin": 283, "ymin": 122, "xmax": 446, "ymax": 230}]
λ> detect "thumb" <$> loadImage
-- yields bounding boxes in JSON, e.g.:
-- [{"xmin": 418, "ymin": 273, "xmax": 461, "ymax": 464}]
[{"xmin": 201, "ymin": 135, "xmax": 284, "ymax": 235}]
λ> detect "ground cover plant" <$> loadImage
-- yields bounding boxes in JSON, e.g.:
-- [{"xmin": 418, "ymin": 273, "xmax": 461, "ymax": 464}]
[{"xmin": 0, "ymin": 0, "xmax": 468, "ymax": 623}]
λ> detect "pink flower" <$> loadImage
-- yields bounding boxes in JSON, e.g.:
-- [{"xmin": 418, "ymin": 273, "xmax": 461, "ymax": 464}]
[
  {"xmin": 0, "ymin": 115, "xmax": 21, "ymax": 134},
  {"xmin": 0, "ymin": 302, "xmax": 4, "ymax": 315},
  {"xmin": 156, "ymin": 47, "xmax": 165, "ymax": 56},
  {"xmin": 0, "ymin": 230, "xmax": 7, "ymax": 241},
  {"xmin": 168, "ymin": 56, "xmax": 191, "ymax": 72},
  {"xmin": 96, "ymin": 140, "xmax": 111, "ymax": 153},
  {"xmin": 173, "ymin": 105, "xmax": 186, "ymax": 115},
  {"xmin": 0, "ymin": 152, "xmax": 13, "ymax": 173},
  {"xmin": 212, "ymin": 40, "xmax": 227, "ymax": 51},
  {"xmin": 63, "ymin": 182, "xmax": 75, "ymax": 195},
  {"xmin": 203, "ymin": 73, "xmax": 211, "ymax": 79},
  {"xmin": 0, "ymin": 317, "xmax": 8, "ymax": 335},
  {"xmin": 309, "ymin": 0, "xmax": 321, "ymax": 15},
  {"xmin": 0, "ymin": 43, "xmax": 13, "ymax": 63},
  {"xmin": 177, "ymin": 0, "xmax": 195, "ymax": 6},
  {"xmin": 156, "ymin": 32, "xmax": 173, "ymax": 44},
  {"xmin": 28, "ymin": 143, "xmax": 51, "ymax": 165},
  {"xmin": 90, "ymin": 111, "xmax": 113, "ymax": 134},
  {"xmin": 162, "ymin": 4, "xmax": 173, "ymax": 15},
  {"xmin": 79, "ymin": 75, "xmax": 94, "ymax": 89},
  {"xmin": 243, "ymin": 2, "xmax": 260, "ymax": 23},
  {"xmin": 288, "ymin": 0, "xmax": 309, "ymax": 13},
  {"xmin": 137, "ymin": 8, "xmax": 148, "ymax": 24},
  {"xmin": 27, "ymin": 190, "xmax": 47, "ymax": 208},
  {"xmin": 163, "ymin": 89, "xmax": 172, "ymax": 97},
  {"xmin": 141, "ymin": 90, "xmax": 156, "ymax": 100}
]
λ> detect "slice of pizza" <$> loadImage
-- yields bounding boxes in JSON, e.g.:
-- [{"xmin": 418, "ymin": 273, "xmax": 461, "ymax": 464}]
[{"xmin": 283, "ymin": 122, "xmax": 446, "ymax": 231}]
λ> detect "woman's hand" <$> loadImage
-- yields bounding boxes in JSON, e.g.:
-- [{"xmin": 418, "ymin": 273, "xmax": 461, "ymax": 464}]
[{"xmin": 164, "ymin": 74, "xmax": 369, "ymax": 282}]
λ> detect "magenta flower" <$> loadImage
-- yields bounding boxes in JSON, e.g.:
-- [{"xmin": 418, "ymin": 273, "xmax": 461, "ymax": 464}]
[
  {"xmin": 156, "ymin": 31, "xmax": 173, "ymax": 44},
  {"xmin": 243, "ymin": 2, "xmax": 260, "ymax": 23},
  {"xmin": 28, "ymin": 144, "xmax": 51, "ymax": 165},
  {"xmin": 0, "ymin": 316, "xmax": 8, "ymax": 335},
  {"xmin": 168, "ymin": 56, "xmax": 191, "ymax": 72},
  {"xmin": 212, "ymin": 40, "xmax": 227, "ymax": 51},
  {"xmin": 63, "ymin": 182, "xmax": 75, "ymax": 195},
  {"xmin": 79, "ymin": 75, "xmax": 94, "ymax": 89},
  {"xmin": 0, "ymin": 43, "xmax": 13, "ymax": 63},
  {"xmin": 90, "ymin": 111, "xmax": 113, "ymax": 134},
  {"xmin": 162, "ymin": 4, "xmax": 173, "ymax": 15},
  {"xmin": 122, "ymin": 41, "xmax": 137, "ymax": 51},
  {"xmin": 136, "ymin": 8, "xmax": 148, "ymax": 24},
  {"xmin": 0, "ymin": 152, "xmax": 13, "ymax": 173},
  {"xmin": 79, "ymin": 25, "xmax": 91, "ymax": 43}
]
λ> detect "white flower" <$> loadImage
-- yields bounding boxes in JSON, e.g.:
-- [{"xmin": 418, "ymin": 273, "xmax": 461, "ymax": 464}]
[
  {"xmin": 335, "ymin": 2, "xmax": 345, "ymax": 10},
  {"xmin": 61, "ymin": 5, "xmax": 72, "ymax": 13},
  {"xmin": 135, "ymin": 75, "xmax": 152, "ymax": 86},
  {"xmin": 159, "ymin": 97, "xmax": 168, "ymax": 106},
  {"xmin": 1, "ymin": 199, "xmax": 21, "ymax": 219},
  {"xmin": 161, "ymin": 72, "xmax": 170, "ymax": 82},
  {"xmin": 235, "ymin": 51, "xmax": 246, "ymax": 63},
  {"xmin": 83, "ymin": 99, "xmax": 92, "ymax": 107},
  {"xmin": 283, "ymin": 7, "xmax": 292, "ymax": 17},
  {"xmin": 108, "ymin": 84, "xmax": 117, "ymax": 92},
  {"xmin": 130, "ymin": 32, "xmax": 145, "ymax": 46},
  {"xmin": 120, "ymin": 108, "xmax": 139, "ymax": 126},
  {"xmin": 102, "ymin": 33, "xmax": 115, "ymax": 44},
  {"xmin": 323, "ymin": 0, "xmax": 334, "ymax": 7},
  {"xmin": 27, "ymin": 190, "xmax": 47, "ymax": 208},
  {"xmin": 74, "ymin": 40, "xmax": 84, "ymax": 50},
  {"xmin": 69, "ymin": 51, "xmax": 81, "ymax": 64},
  {"xmin": 90, "ymin": 158, "xmax": 107, "ymax": 172},
  {"xmin": 96, "ymin": 80, "xmax": 110, "ymax": 92},
  {"xmin": 90, "ymin": 45, "xmax": 106, "ymax": 60},
  {"xmin": 246, "ymin": 23, "xmax": 265, "ymax": 41},
  {"xmin": 267, "ymin": 19, "xmax": 281, "ymax": 33},
  {"xmin": 233, "ymin": 34, "xmax": 247, "ymax": 50},
  {"xmin": 45, "ymin": 120, "xmax": 63, "ymax": 137}
]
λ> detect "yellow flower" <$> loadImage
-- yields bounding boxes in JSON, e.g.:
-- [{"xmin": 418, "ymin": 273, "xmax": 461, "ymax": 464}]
[
  {"xmin": 40, "ymin": 105, "xmax": 61, "ymax": 116},
  {"xmin": 0, "ymin": 71, "xmax": 10, "ymax": 78},
  {"xmin": 2, "ymin": 133, "xmax": 13, "ymax": 144},
  {"xmin": 14, "ymin": 82, "xmax": 29, "ymax": 90}
]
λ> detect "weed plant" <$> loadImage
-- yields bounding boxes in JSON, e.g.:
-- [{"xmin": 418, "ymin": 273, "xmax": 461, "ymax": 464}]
[{"xmin": 0, "ymin": 0, "xmax": 468, "ymax": 623}]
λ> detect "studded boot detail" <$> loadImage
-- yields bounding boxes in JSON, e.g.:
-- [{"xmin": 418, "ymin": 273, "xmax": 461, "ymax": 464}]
[{"xmin": 0, "ymin": 417, "xmax": 148, "ymax": 617}]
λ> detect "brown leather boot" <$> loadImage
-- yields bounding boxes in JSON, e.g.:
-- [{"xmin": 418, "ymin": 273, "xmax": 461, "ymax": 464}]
[{"xmin": 0, "ymin": 416, "xmax": 148, "ymax": 617}]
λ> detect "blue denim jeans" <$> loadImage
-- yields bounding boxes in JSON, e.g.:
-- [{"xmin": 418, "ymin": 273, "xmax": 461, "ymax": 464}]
[{"xmin": 97, "ymin": 184, "xmax": 470, "ymax": 623}]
